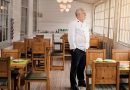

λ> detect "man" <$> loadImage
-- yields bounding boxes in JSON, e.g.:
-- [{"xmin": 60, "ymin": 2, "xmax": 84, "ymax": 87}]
[{"xmin": 68, "ymin": 8, "xmax": 90, "ymax": 90}]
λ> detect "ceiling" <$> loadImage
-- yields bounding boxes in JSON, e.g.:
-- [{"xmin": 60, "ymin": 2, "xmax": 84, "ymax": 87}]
[{"xmin": 76, "ymin": 0, "xmax": 102, "ymax": 4}]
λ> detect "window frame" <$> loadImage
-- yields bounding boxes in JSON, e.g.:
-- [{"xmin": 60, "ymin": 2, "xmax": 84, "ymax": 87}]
[
  {"xmin": 0, "ymin": 0, "xmax": 11, "ymax": 49},
  {"xmin": 20, "ymin": 0, "xmax": 28, "ymax": 40}
]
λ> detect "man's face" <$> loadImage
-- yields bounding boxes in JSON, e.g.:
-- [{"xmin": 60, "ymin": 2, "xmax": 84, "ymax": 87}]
[{"xmin": 76, "ymin": 11, "xmax": 86, "ymax": 22}]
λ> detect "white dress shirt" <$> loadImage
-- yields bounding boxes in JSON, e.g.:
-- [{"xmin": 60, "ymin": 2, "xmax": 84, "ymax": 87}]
[{"xmin": 68, "ymin": 19, "xmax": 90, "ymax": 52}]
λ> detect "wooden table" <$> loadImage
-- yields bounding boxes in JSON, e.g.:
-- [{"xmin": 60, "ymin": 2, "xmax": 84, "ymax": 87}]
[
  {"xmin": 11, "ymin": 59, "xmax": 30, "ymax": 90},
  {"xmin": 94, "ymin": 60, "xmax": 130, "ymax": 72},
  {"xmin": 92, "ymin": 60, "xmax": 130, "ymax": 90},
  {"xmin": 11, "ymin": 59, "xmax": 30, "ymax": 69}
]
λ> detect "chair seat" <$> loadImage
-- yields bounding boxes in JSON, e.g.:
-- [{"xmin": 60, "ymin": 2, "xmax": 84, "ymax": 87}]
[
  {"xmin": 120, "ymin": 72, "xmax": 129, "ymax": 78},
  {"xmin": 51, "ymin": 52, "xmax": 63, "ymax": 56},
  {"xmin": 90, "ymin": 84, "xmax": 116, "ymax": 90},
  {"xmin": 54, "ymin": 42, "xmax": 62, "ymax": 44},
  {"xmin": 51, "ymin": 49, "xmax": 63, "ymax": 56},
  {"xmin": 121, "ymin": 84, "xmax": 128, "ymax": 90},
  {"xmin": 25, "ymin": 72, "xmax": 47, "ymax": 80},
  {"xmin": 53, "ymin": 50, "xmax": 63, "ymax": 53},
  {"xmin": 0, "ymin": 78, "xmax": 8, "ymax": 86},
  {"xmin": 33, "ymin": 54, "xmax": 45, "ymax": 58}
]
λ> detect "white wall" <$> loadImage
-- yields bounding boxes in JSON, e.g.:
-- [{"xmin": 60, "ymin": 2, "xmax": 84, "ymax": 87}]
[
  {"xmin": 27, "ymin": 0, "xmax": 34, "ymax": 37},
  {"xmin": 12, "ymin": 0, "xmax": 21, "ymax": 41},
  {"xmin": 38, "ymin": 0, "xmax": 93, "ymax": 33},
  {"xmin": 11, "ymin": 0, "xmax": 34, "ymax": 41}
]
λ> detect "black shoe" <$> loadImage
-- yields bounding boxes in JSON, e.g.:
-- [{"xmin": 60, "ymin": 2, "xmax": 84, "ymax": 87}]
[
  {"xmin": 78, "ymin": 81, "xmax": 86, "ymax": 87},
  {"xmin": 71, "ymin": 85, "xmax": 79, "ymax": 90}
]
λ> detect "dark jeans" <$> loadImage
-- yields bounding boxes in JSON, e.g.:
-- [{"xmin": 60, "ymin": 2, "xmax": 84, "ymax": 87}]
[{"xmin": 70, "ymin": 48, "xmax": 86, "ymax": 87}]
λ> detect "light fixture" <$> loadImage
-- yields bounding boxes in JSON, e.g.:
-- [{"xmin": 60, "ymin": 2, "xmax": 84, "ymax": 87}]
[
  {"xmin": 57, "ymin": 0, "xmax": 73, "ymax": 12},
  {"xmin": 68, "ymin": 0, "xmax": 73, "ymax": 3},
  {"xmin": 65, "ymin": 8, "xmax": 69, "ymax": 12},
  {"xmin": 0, "ymin": 6, "xmax": 4, "ymax": 10},
  {"xmin": 57, "ymin": 0, "xmax": 73, "ymax": 3},
  {"xmin": 57, "ymin": 0, "xmax": 62, "ymax": 3},
  {"xmin": 60, "ymin": 8, "xmax": 64, "ymax": 12},
  {"xmin": 67, "ymin": 4, "xmax": 71, "ymax": 8},
  {"xmin": 59, "ymin": 4, "xmax": 64, "ymax": 8},
  {"xmin": 62, "ymin": 0, "xmax": 68, "ymax": 3}
]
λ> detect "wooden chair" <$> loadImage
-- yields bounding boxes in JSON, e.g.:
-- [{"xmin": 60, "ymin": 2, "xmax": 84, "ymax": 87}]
[
  {"xmin": 92, "ymin": 62, "xmax": 119, "ymax": 90},
  {"xmin": 112, "ymin": 49, "xmax": 130, "ymax": 85},
  {"xmin": 120, "ymin": 62, "xmax": 130, "ymax": 90},
  {"xmin": 90, "ymin": 37, "xmax": 99, "ymax": 49},
  {"xmin": 25, "ymin": 38, "xmax": 50, "ymax": 90},
  {"xmin": 51, "ymin": 35, "xmax": 64, "ymax": 70},
  {"xmin": 24, "ymin": 38, "xmax": 33, "ymax": 58},
  {"xmin": 112, "ymin": 49, "xmax": 130, "ymax": 61},
  {"xmin": 0, "ymin": 57, "xmax": 11, "ymax": 90},
  {"xmin": 62, "ymin": 33, "xmax": 71, "ymax": 60},
  {"xmin": 86, "ymin": 49, "xmax": 106, "ymax": 90},
  {"xmin": 43, "ymin": 39, "xmax": 51, "ymax": 49},
  {"xmin": 1, "ymin": 49, "xmax": 20, "ymax": 59},
  {"xmin": 52, "ymin": 34, "xmax": 63, "ymax": 52},
  {"xmin": 1, "ymin": 49, "xmax": 20, "ymax": 90},
  {"xmin": 13, "ymin": 41, "xmax": 26, "ymax": 58},
  {"xmin": 31, "ymin": 37, "xmax": 46, "ymax": 71}
]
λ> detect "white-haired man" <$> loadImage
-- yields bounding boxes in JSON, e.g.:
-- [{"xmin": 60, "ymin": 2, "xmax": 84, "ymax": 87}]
[{"xmin": 68, "ymin": 8, "xmax": 90, "ymax": 90}]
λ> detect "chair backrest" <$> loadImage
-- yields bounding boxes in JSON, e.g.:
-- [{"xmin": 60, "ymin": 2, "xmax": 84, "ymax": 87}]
[
  {"xmin": 62, "ymin": 33, "xmax": 68, "ymax": 43},
  {"xmin": 24, "ymin": 38, "xmax": 33, "ymax": 52},
  {"xmin": 112, "ymin": 49, "xmax": 130, "ymax": 61},
  {"xmin": 43, "ymin": 39, "xmax": 50, "ymax": 48},
  {"xmin": 92, "ymin": 62, "xmax": 119, "ymax": 85},
  {"xmin": 13, "ymin": 41, "xmax": 25, "ymax": 53},
  {"xmin": 0, "ymin": 57, "xmax": 11, "ymax": 89},
  {"xmin": 32, "ymin": 37, "xmax": 46, "ymax": 54},
  {"xmin": 86, "ymin": 49, "xmax": 106, "ymax": 67},
  {"xmin": 32, "ymin": 37, "xmax": 48, "ymax": 72},
  {"xmin": 0, "ymin": 57, "xmax": 10, "ymax": 77},
  {"xmin": 90, "ymin": 38, "xmax": 99, "ymax": 48},
  {"xmin": 1, "ymin": 49, "xmax": 20, "ymax": 59}
]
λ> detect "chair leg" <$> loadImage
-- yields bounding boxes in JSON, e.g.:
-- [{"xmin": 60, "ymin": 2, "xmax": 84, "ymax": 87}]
[
  {"xmin": 18, "ymin": 75, "xmax": 21, "ymax": 90},
  {"xmin": 28, "ymin": 82, "xmax": 30, "ymax": 90},
  {"xmin": 62, "ymin": 55, "xmax": 65, "ymax": 70},
  {"xmin": 47, "ymin": 79, "xmax": 50, "ymax": 90},
  {"xmin": 92, "ymin": 78, "xmax": 95, "ymax": 90},
  {"xmin": 86, "ymin": 76, "xmax": 89, "ymax": 90},
  {"xmin": 25, "ymin": 81, "xmax": 28, "ymax": 90},
  {"xmin": 50, "ymin": 56, "xmax": 53, "ymax": 70},
  {"xmin": 13, "ymin": 77, "xmax": 18, "ymax": 90},
  {"xmin": 11, "ymin": 79, "xmax": 14, "ymax": 90}
]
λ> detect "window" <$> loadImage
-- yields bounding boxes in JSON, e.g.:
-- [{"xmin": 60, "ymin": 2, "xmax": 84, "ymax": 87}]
[
  {"xmin": 21, "ymin": 0, "xmax": 28, "ymax": 40},
  {"xmin": 33, "ymin": 0, "xmax": 37, "ymax": 33},
  {"xmin": 93, "ymin": 3, "xmax": 105, "ymax": 35},
  {"xmin": 104, "ymin": 0, "xmax": 110, "ymax": 37},
  {"xmin": 103, "ymin": 0, "xmax": 116, "ymax": 39},
  {"xmin": 94, "ymin": 0, "xmax": 116, "ymax": 39},
  {"xmin": 94, "ymin": 0, "xmax": 130, "ymax": 45},
  {"xmin": 109, "ymin": 0, "xmax": 116, "ymax": 39},
  {"xmin": 118, "ymin": 0, "xmax": 130, "ymax": 45},
  {"xmin": 0, "ymin": 0, "xmax": 9, "ymax": 42}
]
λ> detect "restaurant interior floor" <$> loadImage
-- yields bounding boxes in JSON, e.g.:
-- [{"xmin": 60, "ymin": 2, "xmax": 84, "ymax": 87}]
[{"xmin": 20, "ymin": 57, "xmax": 86, "ymax": 90}]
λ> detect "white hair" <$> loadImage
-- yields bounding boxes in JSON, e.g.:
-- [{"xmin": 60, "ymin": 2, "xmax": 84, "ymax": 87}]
[{"xmin": 75, "ymin": 8, "xmax": 86, "ymax": 16}]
